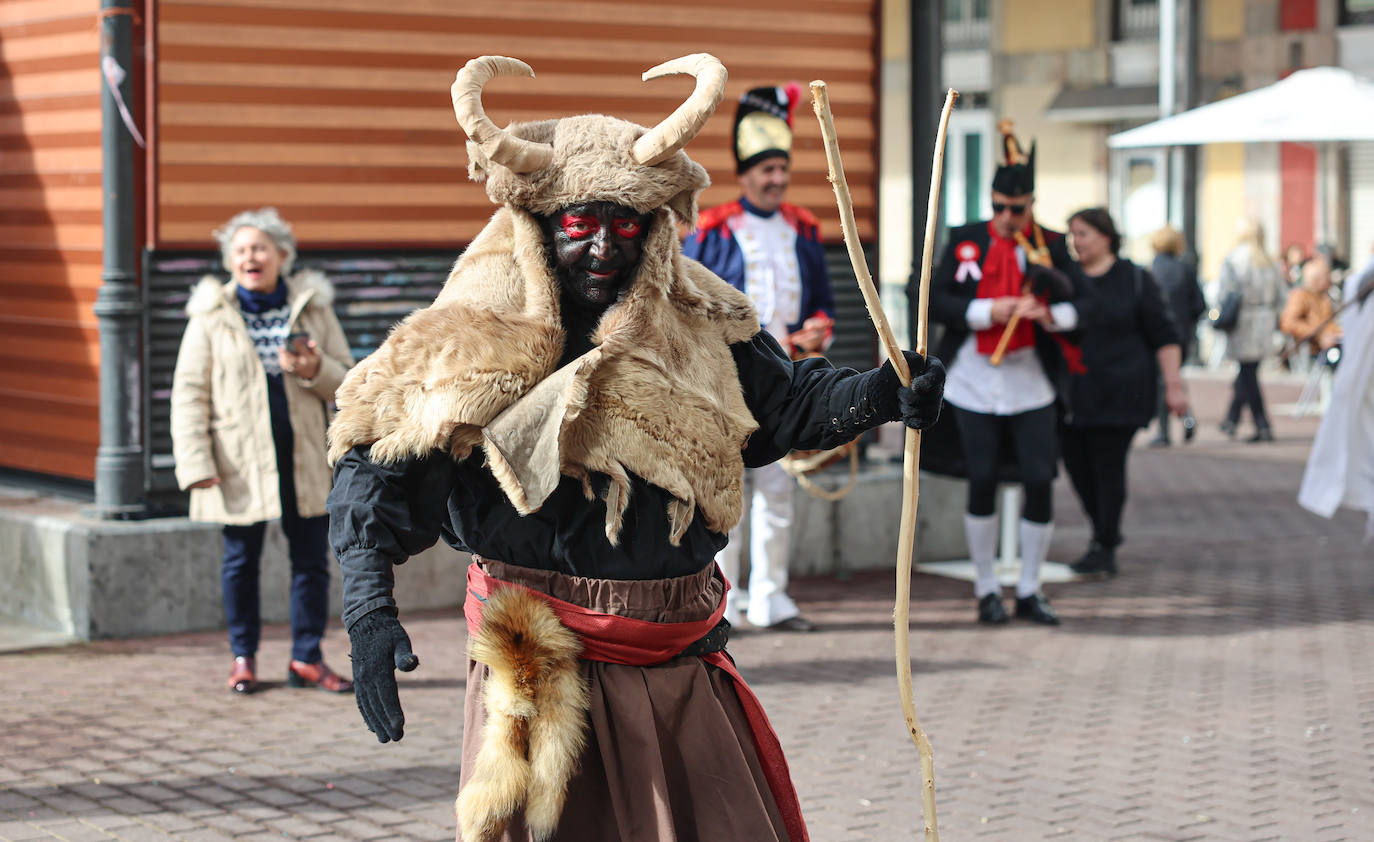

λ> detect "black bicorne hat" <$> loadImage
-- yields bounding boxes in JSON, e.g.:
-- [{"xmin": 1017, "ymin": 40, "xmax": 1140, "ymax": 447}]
[
  {"xmin": 733, "ymin": 83, "xmax": 800, "ymax": 173},
  {"xmin": 991, "ymin": 119, "xmax": 1035, "ymax": 197}
]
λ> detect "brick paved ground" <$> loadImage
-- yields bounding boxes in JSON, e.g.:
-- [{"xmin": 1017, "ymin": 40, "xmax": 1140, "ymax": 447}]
[{"xmin": 3, "ymin": 373, "xmax": 1371, "ymax": 842}]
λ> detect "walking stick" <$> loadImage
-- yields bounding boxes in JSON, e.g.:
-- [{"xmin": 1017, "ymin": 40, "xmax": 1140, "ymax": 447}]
[
  {"xmin": 989, "ymin": 225, "xmax": 1050, "ymax": 366},
  {"xmin": 811, "ymin": 80, "xmax": 957, "ymax": 842}
]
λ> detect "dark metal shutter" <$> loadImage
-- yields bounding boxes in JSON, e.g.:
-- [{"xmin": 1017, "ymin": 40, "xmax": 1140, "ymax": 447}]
[{"xmin": 823, "ymin": 243, "xmax": 880, "ymax": 373}]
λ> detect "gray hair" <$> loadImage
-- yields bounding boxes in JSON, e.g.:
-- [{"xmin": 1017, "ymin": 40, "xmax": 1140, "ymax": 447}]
[{"xmin": 213, "ymin": 207, "xmax": 297, "ymax": 275}]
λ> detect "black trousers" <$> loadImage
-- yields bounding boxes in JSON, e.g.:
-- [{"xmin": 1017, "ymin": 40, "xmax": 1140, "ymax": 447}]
[
  {"xmin": 951, "ymin": 404, "xmax": 1057, "ymax": 524},
  {"xmin": 1060, "ymin": 425, "xmax": 1137, "ymax": 549},
  {"xmin": 1226, "ymin": 361, "xmax": 1271, "ymax": 431}
]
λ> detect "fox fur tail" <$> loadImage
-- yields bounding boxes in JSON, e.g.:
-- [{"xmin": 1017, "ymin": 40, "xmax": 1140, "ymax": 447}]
[{"xmin": 456, "ymin": 586, "xmax": 588, "ymax": 842}]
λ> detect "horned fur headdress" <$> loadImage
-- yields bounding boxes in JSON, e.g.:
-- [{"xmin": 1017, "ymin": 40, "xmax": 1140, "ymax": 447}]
[
  {"xmin": 453, "ymin": 54, "xmax": 727, "ymax": 225},
  {"xmin": 329, "ymin": 54, "xmax": 761, "ymax": 548}
]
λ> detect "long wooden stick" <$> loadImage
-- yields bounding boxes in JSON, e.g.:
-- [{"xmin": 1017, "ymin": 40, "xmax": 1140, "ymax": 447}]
[{"xmin": 811, "ymin": 80, "xmax": 957, "ymax": 842}]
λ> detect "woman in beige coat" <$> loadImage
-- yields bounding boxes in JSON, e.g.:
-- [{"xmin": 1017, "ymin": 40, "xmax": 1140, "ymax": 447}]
[
  {"xmin": 171, "ymin": 207, "xmax": 355, "ymax": 694},
  {"xmin": 1217, "ymin": 219, "xmax": 1288, "ymax": 442}
]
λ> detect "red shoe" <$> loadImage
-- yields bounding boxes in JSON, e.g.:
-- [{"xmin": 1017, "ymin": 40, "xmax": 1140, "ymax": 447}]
[
  {"xmin": 227, "ymin": 656, "xmax": 258, "ymax": 694},
  {"xmin": 287, "ymin": 659, "xmax": 353, "ymax": 693}
]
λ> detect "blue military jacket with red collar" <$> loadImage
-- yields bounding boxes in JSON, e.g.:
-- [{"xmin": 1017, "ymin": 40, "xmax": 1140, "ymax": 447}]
[{"xmin": 682, "ymin": 196, "xmax": 836, "ymax": 336}]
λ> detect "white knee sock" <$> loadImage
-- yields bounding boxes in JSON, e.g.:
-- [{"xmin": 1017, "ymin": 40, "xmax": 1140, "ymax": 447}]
[
  {"xmin": 1017, "ymin": 519, "xmax": 1053, "ymax": 599},
  {"xmin": 964, "ymin": 513, "xmax": 1000, "ymax": 598}
]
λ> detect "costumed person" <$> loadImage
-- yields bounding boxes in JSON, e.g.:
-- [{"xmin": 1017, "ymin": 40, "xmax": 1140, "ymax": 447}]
[
  {"xmin": 1299, "ymin": 249, "xmax": 1374, "ymax": 535},
  {"xmin": 681, "ymin": 83, "xmax": 836, "ymax": 632},
  {"xmin": 170, "ymin": 207, "xmax": 356, "ymax": 695},
  {"xmin": 1061, "ymin": 208, "xmax": 1188, "ymax": 578},
  {"xmin": 912, "ymin": 120, "xmax": 1093, "ymax": 626},
  {"xmin": 326, "ymin": 54, "xmax": 947, "ymax": 842}
]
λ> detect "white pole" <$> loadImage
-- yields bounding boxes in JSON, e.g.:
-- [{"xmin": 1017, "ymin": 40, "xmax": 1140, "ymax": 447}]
[{"xmin": 1160, "ymin": 0, "xmax": 1181, "ymax": 228}]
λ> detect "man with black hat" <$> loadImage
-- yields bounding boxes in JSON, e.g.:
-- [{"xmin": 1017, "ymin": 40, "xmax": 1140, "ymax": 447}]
[
  {"xmin": 683, "ymin": 83, "xmax": 836, "ymax": 633},
  {"xmin": 912, "ymin": 121, "xmax": 1093, "ymax": 627}
]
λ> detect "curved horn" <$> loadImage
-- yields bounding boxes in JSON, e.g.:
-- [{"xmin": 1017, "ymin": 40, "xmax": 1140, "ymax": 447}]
[
  {"xmin": 631, "ymin": 53, "xmax": 728, "ymax": 166},
  {"xmin": 451, "ymin": 56, "xmax": 553, "ymax": 174}
]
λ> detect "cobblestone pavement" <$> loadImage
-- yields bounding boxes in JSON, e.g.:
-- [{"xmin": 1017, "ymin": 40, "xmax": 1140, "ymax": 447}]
[{"xmin": 3, "ymin": 374, "xmax": 1371, "ymax": 842}]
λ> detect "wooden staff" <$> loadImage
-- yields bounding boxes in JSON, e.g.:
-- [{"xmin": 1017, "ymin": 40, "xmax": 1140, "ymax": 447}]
[
  {"xmin": 811, "ymin": 80, "xmax": 957, "ymax": 842},
  {"xmin": 989, "ymin": 224, "xmax": 1050, "ymax": 366}
]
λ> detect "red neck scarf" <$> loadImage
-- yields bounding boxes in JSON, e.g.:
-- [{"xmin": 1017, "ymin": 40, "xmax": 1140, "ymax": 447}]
[{"xmin": 975, "ymin": 220, "xmax": 1035, "ymax": 357}]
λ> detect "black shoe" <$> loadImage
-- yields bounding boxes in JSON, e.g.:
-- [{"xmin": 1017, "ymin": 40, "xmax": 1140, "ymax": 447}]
[
  {"xmin": 1015, "ymin": 593, "xmax": 1061, "ymax": 625},
  {"xmin": 1246, "ymin": 427, "xmax": 1275, "ymax": 443},
  {"xmin": 1219, "ymin": 419, "xmax": 1237, "ymax": 439},
  {"xmin": 1148, "ymin": 436, "xmax": 1171, "ymax": 448},
  {"xmin": 1070, "ymin": 543, "xmax": 1118, "ymax": 578},
  {"xmin": 767, "ymin": 616, "xmax": 817, "ymax": 633},
  {"xmin": 977, "ymin": 593, "xmax": 1009, "ymax": 625},
  {"xmin": 1182, "ymin": 414, "xmax": 1197, "ymax": 442}
]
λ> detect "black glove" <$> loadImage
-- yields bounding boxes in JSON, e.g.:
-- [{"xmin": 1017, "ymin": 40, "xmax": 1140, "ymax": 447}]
[
  {"xmin": 348, "ymin": 607, "xmax": 419, "ymax": 743},
  {"xmin": 894, "ymin": 351, "xmax": 945, "ymax": 431}
]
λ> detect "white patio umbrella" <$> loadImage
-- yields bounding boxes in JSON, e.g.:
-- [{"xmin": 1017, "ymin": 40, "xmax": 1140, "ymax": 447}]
[{"xmin": 1108, "ymin": 66, "xmax": 1374, "ymax": 148}]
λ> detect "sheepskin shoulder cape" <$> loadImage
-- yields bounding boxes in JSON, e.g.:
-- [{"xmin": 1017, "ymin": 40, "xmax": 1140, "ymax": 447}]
[{"xmin": 328, "ymin": 204, "xmax": 763, "ymax": 543}]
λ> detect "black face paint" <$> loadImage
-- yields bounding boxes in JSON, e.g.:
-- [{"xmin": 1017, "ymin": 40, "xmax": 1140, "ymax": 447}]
[{"xmin": 542, "ymin": 202, "xmax": 651, "ymax": 309}]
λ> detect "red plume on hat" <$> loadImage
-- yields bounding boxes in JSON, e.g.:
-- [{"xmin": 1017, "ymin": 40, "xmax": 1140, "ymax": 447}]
[{"xmin": 784, "ymin": 81, "xmax": 802, "ymax": 128}]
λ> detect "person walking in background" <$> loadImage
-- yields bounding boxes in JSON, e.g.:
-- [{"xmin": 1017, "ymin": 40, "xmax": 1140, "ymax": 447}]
[
  {"xmin": 1279, "ymin": 250, "xmax": 1342, "ymax": 370},
  {"xmin": 171, "ymin": 207, "xmax": 355, "ymax": 695},
  {"xmin": 683, "ymin": 83, "xmax": 836, "ymax": 632},
  {"xmin": 1282, "ymin": 242, "xmax": 1307, "ymax": 287},
  {"xmin": 1147, "ymin": 224, "xmax": 1203, "ymax": 446},
  {"xmin": 1062, "ymin": 209, "xmax": 1188, "ymax": 578},
  {"xmin": 920, "ymin": 122, "xmax": 1093, "ymax": 626},
  {"xmin": 1217, "ymin": 219, "xmax": 1289, "ymax": 443}
]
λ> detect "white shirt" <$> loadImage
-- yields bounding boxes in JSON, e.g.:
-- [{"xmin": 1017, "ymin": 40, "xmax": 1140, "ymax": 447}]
[
  {"xmin": 943, "ymin": 295, "xmax": 1079, "ymax": 416},
  {"xmin": 732, "ymin": 209, "xmax": 801, "ymax": 344}
]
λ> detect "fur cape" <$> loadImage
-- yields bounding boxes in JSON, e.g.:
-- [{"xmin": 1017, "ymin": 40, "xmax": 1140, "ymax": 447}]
[
  {"xmin": 327, "ymin": 203, "xmax": 762, "ymax": 543},
  {"xmin": 457, "ymin": 587, "xmax": 587, "ymax": 842}
]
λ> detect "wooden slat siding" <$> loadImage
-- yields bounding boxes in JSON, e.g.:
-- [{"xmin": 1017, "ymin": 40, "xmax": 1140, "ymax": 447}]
[
  {"xmin": 157, "ymin": 0, "xmax": 877, "ymax": 248},
  {"xmin": 0, "ymin": 5, "xmax": 104, "ymax": 480}
]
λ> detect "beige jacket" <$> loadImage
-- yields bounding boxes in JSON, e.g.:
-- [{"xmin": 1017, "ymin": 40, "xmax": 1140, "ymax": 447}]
[{"xmin": 171, "ymin": 270, "xmax": 354, "ymax": 525}]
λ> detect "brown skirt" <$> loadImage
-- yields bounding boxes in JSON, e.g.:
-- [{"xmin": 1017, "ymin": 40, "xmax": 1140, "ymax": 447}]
[{"xmin": 458, "ymin": 559, "xmax": 792, "ymax": 842}]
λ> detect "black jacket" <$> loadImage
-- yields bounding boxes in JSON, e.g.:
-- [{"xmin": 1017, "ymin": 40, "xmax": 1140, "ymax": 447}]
[
  {"xmin": 1150, "ymin": 253, "xmax": 1205, "ymax": 356},
  {"xmin": 1067, "ymin": 259, "xmax": 1181, "ymax": 429},
  {"xmin": 918, "ymin": 221, "xmax": 1090, "ymax": 392},
  {"xmin": 908, "ymin": 220, "xmax": 1095, "ymax": 478},
  {"xmin": 327, "ymin": 331, "xmax": 904, "ymax": 630}
]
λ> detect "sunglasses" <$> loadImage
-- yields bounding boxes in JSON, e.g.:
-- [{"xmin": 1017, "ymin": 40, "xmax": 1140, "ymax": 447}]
[{"xmin": 992, "ymin": 202, "xmax": 1030, "ymax": 215}]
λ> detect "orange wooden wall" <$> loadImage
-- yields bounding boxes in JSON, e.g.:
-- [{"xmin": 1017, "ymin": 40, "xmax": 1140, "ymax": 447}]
[
  {"xmin": 0, "ymin": 0, "xmax": 876, "ymax": 482},
  {"xmin": 0, "ymin": 0, "xmax": 106, "ymax": 480},
  {"xmin": 154, "ymin": 0, "xmax": 878, "ymax": 248}
]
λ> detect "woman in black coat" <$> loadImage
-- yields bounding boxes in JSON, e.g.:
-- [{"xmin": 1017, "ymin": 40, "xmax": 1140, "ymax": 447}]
[{"xmin": 1062, "ymin": 208, "xmax": 1190, "ymax": 577}]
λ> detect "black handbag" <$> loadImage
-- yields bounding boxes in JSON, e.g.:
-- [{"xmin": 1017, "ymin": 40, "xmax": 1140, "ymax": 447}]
[{"xmin": 1209, "ymin": 289, "xmax": 1242, "ymax": 331}]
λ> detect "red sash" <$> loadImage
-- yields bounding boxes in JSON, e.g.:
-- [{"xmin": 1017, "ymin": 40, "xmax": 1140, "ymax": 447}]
[{"xmin": 464, "ymin": 562, "xmax": 810, "ymax": 842}]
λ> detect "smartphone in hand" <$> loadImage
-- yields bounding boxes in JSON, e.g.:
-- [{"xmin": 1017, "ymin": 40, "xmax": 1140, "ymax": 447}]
[{"xmin": 284, "ymin": 331, "xmax": 311, "ymax": 354}]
